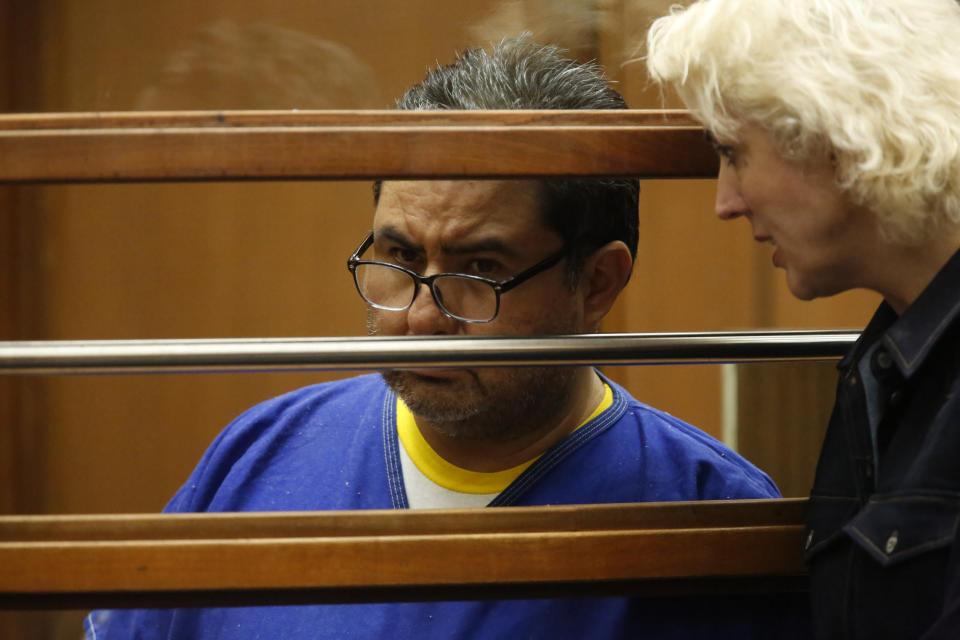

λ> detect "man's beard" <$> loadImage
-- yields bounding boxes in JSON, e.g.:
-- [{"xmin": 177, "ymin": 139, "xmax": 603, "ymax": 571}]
[
  {"xmin": 368, "ymin": 307, "xmax": 583, "ymax": 441},
  {"xmin": 381, "ymin": 365, "xmax": 580, "ymax": 441}
]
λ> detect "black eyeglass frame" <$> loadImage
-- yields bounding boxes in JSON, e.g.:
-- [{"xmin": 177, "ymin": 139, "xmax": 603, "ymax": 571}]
[{"xmin": 346, "ymin": 231, "xmax": 567, "ymax": 323}]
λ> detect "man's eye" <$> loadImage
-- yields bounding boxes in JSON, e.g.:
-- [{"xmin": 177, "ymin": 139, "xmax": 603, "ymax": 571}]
[
  {"xmin": 389, "ymin": 247, "xmax": 420, "ymax": 266},
  {"xmin": 468, "ymin": 259, "xmax": 501, "ymax": 276}
]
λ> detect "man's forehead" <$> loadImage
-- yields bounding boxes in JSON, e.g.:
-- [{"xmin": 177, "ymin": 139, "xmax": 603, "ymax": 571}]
[
  {"xmin": 377, "ymin": 179, "xmax": 541, "ymax": 206},
  {"xmin": 373, "ymin": 179, "xmax": 552, "ymax": 239}
]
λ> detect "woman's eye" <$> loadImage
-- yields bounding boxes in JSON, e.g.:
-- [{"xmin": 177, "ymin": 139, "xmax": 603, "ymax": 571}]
[
  {"xmin": 716, "ymin": 145, "xmax": 737, "ymax": 165},
  {"xmin": 704, "ymin": 130, "xmax": 737, "ymax": 165}
]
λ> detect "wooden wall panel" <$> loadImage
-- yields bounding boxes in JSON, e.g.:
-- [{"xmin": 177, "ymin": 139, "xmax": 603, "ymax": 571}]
[
  {"xmin": 0, "ymin": 0, "xmax": 15, "ymax": 517},
  {"xmin": 736, "ymin": 361, "xmax": 838, "ymax": 498},
  {"xmin": 601, "ymin": 179, "xmax": 764, "ymax": 439},
  {"xmin": 0, "ymin": 4, "xmax": 43, "ymax": 636},
  {"xmin": 0, "ymin": 2, "xmax": 67, "ymax": 637},
  {"xmin": 23, "ymin": 0, "xmax": 526, "ymax": 517},
  {"xmin": 0, "ymin": 1, "xmax": 46, "ymax": 518}
]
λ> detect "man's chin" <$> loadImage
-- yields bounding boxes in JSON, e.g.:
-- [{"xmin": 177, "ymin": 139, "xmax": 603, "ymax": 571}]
[
  {"xmin": 381, "ymin": 369, "xmax": 483, "ymax": 425},
  {"xmin": 380, "ymin": 365, "xmax": 581, "ymax": 441}
]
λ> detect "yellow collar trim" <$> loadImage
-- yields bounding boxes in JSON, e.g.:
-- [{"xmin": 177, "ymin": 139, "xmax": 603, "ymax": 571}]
[{"xmin": 396, "ymin": 383, "xmax": 613, "ymax": 494}]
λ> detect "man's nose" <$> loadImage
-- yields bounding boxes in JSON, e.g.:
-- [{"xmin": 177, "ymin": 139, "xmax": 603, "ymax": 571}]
[
  {"xmin": 715, "ymin": 162, "xmax": 747, "ymax": 220},
  {"xmin": 406, "ymin": 282, "xmax": 459, "ymax": 335}
]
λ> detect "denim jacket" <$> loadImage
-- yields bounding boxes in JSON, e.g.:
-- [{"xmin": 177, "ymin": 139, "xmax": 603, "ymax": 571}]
[{"xmin": 805, "ymin": 249, "xmax": 960, "ymax": 639}]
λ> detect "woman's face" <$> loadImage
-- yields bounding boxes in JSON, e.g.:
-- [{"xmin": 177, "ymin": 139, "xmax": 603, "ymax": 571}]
[{"xmin": 712, "ymin": 124, "xmax": 882, "ymax": 301}]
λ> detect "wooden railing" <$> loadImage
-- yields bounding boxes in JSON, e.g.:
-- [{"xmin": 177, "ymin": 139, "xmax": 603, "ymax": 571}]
[
  {"xmin": 1, "ymin": 499, "xmax": 807, "ymax": 609},
  {"xmin": 0, "ymin": 109, "xmax": 716, "ymax": 182}
]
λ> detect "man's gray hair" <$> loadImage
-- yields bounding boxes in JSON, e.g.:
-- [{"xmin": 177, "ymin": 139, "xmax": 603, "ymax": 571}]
[
  {"xmin": 397, "ymin": 37, "xmax": 627, "ymax": 112},
  {"xmin": 378, "ymin": 37, "xmax": 639, "ymax": 287}
]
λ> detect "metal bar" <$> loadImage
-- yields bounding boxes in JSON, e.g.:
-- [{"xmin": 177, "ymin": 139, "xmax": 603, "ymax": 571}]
[{"xmin": 0, "ymin": 331, "xmax": 858, "ymax": 375}]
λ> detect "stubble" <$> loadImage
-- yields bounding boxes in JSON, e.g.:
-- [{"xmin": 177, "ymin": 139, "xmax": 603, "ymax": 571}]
[{"xmin": 368, "ymin": 307, "xmax": 582, "ymax": 441}]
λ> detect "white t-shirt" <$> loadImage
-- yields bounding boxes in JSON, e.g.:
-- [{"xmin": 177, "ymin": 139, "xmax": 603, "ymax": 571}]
[{"xmin": 396, "ymin": 383, "xmax": 613, "ymax": 509}]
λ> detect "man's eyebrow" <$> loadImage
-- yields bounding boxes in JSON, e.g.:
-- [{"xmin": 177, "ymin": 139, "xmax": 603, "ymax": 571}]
[
  {"xmin": 375, "ymin": 226, "xmax": 520, "ymax": 258},
  {"xmin": 442, "ymin": 238, "xmax": 518, "ymax": 257},
  {"xmin": 375, "ymin": 226, "xmax": 423, "ymax": 251}
]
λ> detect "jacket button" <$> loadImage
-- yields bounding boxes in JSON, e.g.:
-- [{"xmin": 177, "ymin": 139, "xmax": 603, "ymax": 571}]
[
  {"xmin": 889, "ymin": 390, "xmax": 903, "ymax": 407},
  {"xmin": 847, "ymin": 374, "xmax": 858, "ymax": 387},
  {"xmin": 874, "ymin": 349, "xmax": 893, "ymax": 370},
  {"xmin": 885, "ymin": 530, "xmax": 899, "ymax": 554}
]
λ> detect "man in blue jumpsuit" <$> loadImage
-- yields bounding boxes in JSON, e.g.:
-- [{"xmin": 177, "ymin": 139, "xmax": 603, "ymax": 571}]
[{"xmin": 86, "ymin": 38, "xmax": 805, "ymax": 639}]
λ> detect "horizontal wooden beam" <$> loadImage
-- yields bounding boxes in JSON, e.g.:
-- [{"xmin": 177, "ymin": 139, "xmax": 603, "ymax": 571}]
[
  {"xmin": 1, "ymin": 497, "xmax": 807, "ymax": 541},
  {"xmin": 0, "ymin": 109, "xmax": 718, "ymax": 183},
  {"xmin": 0, "ymin": 499, "xmax": 807, "ymax": 609},
  {"xmin": 0, "ymin": 109, "xmax": 702, "ymax": 130}
]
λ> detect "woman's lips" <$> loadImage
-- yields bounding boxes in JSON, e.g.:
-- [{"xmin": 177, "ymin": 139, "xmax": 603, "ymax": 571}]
[{"xmin": 754, "ymin": 235, "xmax": 782, "ymax": 268}]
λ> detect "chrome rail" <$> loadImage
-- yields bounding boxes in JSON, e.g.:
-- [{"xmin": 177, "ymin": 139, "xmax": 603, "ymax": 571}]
[{"xmin": 0, "ymin": 330, "xmax": 858, "ymax": 375}]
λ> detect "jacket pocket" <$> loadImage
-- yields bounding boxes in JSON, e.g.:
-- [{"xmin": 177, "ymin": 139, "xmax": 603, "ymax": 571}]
[
  {"xmin": 842, "ymin": 494, "xmax": 960, "ymax": 567},
  {"xmin": 804, "ymin": 493, "xmax": 861, "ymax": 562}
]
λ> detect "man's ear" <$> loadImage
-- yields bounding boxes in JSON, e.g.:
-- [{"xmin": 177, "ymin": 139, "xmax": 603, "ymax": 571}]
[{"xmin": 579, "ymin": 240, "xmax": 633, "ymax": 331}]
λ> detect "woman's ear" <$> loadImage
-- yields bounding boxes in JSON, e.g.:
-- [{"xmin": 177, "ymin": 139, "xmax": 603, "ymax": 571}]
[{"xmin": 578, "ymin": 240, "xmax": 633, "ymax": 332}]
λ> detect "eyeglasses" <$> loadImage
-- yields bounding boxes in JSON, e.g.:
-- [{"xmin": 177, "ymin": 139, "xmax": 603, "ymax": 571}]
[{"xmin": 347, "ymin": 231, "xmax": 567, "ymax": 323}]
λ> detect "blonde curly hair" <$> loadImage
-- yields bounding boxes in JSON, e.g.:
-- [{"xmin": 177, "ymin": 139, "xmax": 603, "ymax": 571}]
[{"xmin": 646, "ymin": 0, "xmax": 960, "ymax": 245}]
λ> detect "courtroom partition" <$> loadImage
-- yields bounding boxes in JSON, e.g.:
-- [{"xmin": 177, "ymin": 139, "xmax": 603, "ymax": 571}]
[
  {"xmin": 0, "ymin": 110, "xmax": 833, "ymax": 609},
  {"xmin": 0, "ymin": 333, "xmax": 840, "ymax": 609}
]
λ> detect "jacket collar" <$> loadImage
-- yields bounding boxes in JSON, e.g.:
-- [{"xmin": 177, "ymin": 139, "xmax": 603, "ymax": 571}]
[{"xmin": 842, "ymin": 247, "xmax": 960, "ymax": 377}]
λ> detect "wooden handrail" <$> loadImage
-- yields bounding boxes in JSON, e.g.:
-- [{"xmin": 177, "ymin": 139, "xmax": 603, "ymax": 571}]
[
  {"xmin": 0, "ymin": 499, "xmax": 807, "ymax": 609},
  {"xmin": 0, "ymin": 109, "xmax": 717, "ymax": 183},
  {"xmin": 0, "ymin": 109, "xmax": 701, "ymax": 129}
]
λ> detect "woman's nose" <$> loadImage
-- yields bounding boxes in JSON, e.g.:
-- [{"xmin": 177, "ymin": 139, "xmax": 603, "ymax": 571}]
[{"xmin": 715, "ymin": 162, "xmax": 747, "ymax": 220}]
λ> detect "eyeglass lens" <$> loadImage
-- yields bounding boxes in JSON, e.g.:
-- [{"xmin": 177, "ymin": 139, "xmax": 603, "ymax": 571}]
[{"xmin": 354, "ymin": 263, "xmax": 498, "ymax": 322}]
